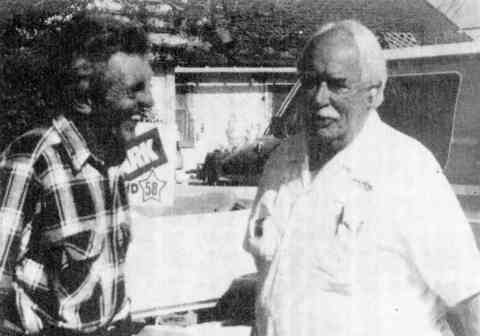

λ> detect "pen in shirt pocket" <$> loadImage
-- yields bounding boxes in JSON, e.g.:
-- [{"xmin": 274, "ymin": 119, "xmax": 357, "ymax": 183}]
[
  {"xmin": 255, "ymin": 217, "xmax": 266, "ymax": 237},
  {"xmin": 335, "ymin": 205, "xmax": 364, "ymax": 236}
]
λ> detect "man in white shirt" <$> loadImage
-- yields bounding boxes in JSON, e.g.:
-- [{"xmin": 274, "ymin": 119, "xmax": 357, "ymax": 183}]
[{"xmin": 244, "ymin": 20, "xmax": 480, "ymax": 336}]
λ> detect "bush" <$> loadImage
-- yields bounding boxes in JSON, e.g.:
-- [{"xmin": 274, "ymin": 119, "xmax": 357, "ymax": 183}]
[{"xmin": 0, "ymin": 0, "xmax": 93, "ymax": 150}]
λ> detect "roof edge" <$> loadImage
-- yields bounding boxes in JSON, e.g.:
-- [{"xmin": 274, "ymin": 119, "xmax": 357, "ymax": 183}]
[
  {"xmin": 174, "ymin": 41, "xmax": 480, "ymax": 73},
  {"xmin": 383, "ymin": 40, "xmax": 480, "ymax": 60},
  {"xmin": 422, "ymin": 0, "xmax": 467, "ymax": 35}
]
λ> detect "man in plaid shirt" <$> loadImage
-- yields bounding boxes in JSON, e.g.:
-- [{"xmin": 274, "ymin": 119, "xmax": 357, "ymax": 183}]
[{"xmin": 0, "ymin": 13, "xmax": 153, "ymax": 336}]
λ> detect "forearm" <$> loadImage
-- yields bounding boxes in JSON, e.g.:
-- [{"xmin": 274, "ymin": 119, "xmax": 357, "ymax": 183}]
[
  {"xmin": 455, "ymin": 293, "xmax": 480, "ymax": 336},
  {"xmin": 0, "ymin": 279, "xmax": 13, "ymax": 320}
]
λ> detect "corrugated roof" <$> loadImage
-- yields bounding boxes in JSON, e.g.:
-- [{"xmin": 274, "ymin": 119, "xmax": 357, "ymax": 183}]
[{"xmin": 274, "ymin": 0, "xmax": 470, "ymax": 45}]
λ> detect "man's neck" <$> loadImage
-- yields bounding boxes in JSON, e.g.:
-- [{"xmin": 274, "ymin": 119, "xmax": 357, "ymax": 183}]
[{"xmin": 69, "ymin": 114, "xmax": 124, "ymax": 167}]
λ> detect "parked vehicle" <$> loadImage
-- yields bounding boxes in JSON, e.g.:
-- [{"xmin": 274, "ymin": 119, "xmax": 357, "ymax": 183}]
[{"xmin": 201, "ymin": 136, "xmax": 281, "ymax": 185}]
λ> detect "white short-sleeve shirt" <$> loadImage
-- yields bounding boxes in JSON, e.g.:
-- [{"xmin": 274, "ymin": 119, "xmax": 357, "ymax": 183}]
[{"xmin": 244, "ymin": 111, "xmax": 480, "ymax": 336}]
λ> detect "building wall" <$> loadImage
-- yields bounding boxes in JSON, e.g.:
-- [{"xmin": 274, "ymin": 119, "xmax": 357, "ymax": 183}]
[{"xmin": 176, "ymin": 84, "xmax": 275, "ymax": 170}]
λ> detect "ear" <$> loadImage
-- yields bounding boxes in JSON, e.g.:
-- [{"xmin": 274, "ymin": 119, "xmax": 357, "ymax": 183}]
[
  {"xmin": 72, "ymin": 99, "xmax": 92, "ymax": 115},
  {"xmin": 71, "ymin": 56, "xmax": 95, "ymax": 115},
  {"xmin": 71, "ymin": 56, "xmax": 95, "ymax": 78},
  {"xmin": 367, "ymin": 87, "xmax": 378, "ymax": 107}
]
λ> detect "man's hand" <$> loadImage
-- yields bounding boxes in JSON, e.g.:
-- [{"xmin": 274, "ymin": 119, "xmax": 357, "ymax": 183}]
[
  {"xmin": 453, "ymin": 293, "xmax": 480, "ymax": 336},
  {"xmin": 0, "ymin": 291, "xmax": 18, "ymax": 336}
]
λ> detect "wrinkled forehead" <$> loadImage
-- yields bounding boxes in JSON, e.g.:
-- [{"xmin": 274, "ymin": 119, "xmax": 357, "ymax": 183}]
[
  {"xmin": 301, "ymin": 28, "xmax": 361, "ymax": 76},
  {"xmin": 107, "ymin": 51, "xmax": 153, "ymax": 84}
]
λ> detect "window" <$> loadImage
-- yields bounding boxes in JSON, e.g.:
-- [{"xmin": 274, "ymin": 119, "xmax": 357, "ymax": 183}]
[
  {"xmin": 175, "ymin": 93, "xmax": 195, "ymax": 148},
  {"xmin": 379, "ymin": 72, "xmax": 460, "ymax": 167}
]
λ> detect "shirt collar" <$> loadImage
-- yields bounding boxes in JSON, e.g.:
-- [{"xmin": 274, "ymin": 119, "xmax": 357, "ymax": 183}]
[
  {"xmin": 52, "ymin": 115, "xmax": 95, "ymax": 172},
  {"xmin": 330, "ymin": 109, "xmax": 383, "ymax": 188}
]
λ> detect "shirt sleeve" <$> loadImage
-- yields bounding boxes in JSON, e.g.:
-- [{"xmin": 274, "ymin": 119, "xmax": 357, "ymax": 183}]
[
  {"xmin": 401, "ymin": 154, "xmax": 480, "ymax": 307},
  {"xmin": 243, "ymin": 148, "xmax": 285, "ymax": 271},
  {"xmin": 0, "ymin": 152, "xmax": 39, "ymax": 307},
  {"xmin": 243, "ymin": 177, "xmax": 278, "ymax": 264}
]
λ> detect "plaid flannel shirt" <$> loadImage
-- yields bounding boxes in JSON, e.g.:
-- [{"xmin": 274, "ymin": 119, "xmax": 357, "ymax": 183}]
[{"xmin": 0, "ymin": 115, "xmax": 131, "ymax": 334}]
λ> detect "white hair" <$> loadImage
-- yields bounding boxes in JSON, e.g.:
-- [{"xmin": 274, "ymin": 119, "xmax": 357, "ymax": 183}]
[{"xmin": 297, "ymin": 20, "xmax": 387, "ymax": 108}]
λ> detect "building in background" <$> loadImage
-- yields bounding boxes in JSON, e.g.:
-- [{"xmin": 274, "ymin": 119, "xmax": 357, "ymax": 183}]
[{"xmin": 175, "ymin": 70, "xmax": 282, "ymax": 171}]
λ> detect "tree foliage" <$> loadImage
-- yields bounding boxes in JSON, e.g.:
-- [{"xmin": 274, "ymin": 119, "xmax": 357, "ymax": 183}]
[
  {"xmin": 0, "ymin": 1, "xmax": 92, "ymax": 149},
  {"xmin": 147, "ymin": 0, "xmax": 311, "ymax": 66}
]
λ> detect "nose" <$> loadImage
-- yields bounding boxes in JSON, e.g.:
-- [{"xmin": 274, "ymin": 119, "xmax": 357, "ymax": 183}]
[{"xmin": 314, "ymin": 81, "xmax": 331, "ymax": 107}]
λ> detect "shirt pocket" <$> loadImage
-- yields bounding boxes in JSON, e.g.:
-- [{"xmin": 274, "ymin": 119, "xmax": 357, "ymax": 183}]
[
  {"xmin": 311, "ymin": 199, "xmax": 368, "ymax": 288},
  {"xmin": 334, "ymin": 203, "xmax": 366, "ymax": 247}
]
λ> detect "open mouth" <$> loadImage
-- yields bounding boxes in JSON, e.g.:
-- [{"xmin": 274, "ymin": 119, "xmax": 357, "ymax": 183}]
[
  {"xmin": 121, "ymin": 109, "xmax": 149, "ymax": 125},
  {"xmin": 130, "ymin": 113, "xmax": 143, "ymax": 122},
  {"xmin": 131, "ymin": 107, "xmax": 153, "ymax": 122}
]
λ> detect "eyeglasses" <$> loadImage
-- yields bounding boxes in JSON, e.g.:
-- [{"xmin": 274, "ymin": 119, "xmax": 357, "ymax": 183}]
[{"xmin": 299, "ymin": 72, "xmax": 380, "ymax": 96}]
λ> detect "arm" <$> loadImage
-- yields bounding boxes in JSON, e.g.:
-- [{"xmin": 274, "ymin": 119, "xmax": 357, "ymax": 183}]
[
  {"xmin": 453, "ymin": 293, "xmax": 480, "ymax": 336},
  {"xmin": 243, "ymin": 185, "xmax": 277, "ymax": 272},
  {"xmin": 243, "ymin": 152, "xmax": 284, "ymax": 274},
  {"xmin": 401, "ymin": 151, "xmax": 480, "ymax": 312},
  {"xmin": 0, "ymin": 152, "xmax": 39, "ymax": 321}
]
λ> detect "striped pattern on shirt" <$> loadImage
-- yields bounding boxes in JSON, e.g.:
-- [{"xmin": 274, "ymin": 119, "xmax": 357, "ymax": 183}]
[{"xmin": 0, "ymin": 115, "xmax": 131, "ymax": 334}]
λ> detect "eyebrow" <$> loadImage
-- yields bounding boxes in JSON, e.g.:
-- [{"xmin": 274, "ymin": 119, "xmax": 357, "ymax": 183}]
[{"xmin": 303, "ymin": 72, "xmax": 349, "ymax": 84}]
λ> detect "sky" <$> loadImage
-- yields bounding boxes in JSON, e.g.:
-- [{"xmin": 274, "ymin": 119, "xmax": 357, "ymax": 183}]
[{"xmin": 427, "ymin": 0, "xmax": 480, "ymax": 39}]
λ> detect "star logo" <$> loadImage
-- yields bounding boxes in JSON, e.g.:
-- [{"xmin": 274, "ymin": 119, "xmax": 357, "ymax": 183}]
[{"xmin": 138, "ymin": 169, "xmax": 167, "ymax": 202}]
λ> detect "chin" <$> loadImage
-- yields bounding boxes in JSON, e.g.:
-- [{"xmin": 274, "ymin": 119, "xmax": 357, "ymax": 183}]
[
  {"xmin": 328, "ymin": 138, "xmax": 349, "ymax": 152},
  {"xmin": 309, "ymin": 126, "xmax": 341, "ymax": 141},
  {"xmin": 308, "ymin": 130, "xmax": 349, "ymax": 153}
]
